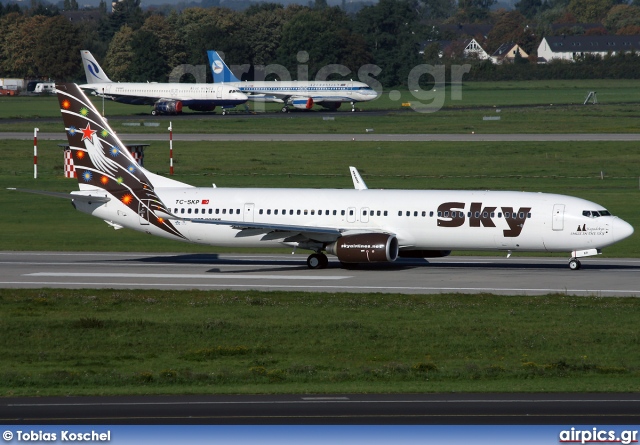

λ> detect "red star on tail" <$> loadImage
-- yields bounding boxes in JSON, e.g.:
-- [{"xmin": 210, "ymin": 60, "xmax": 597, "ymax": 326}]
[{"xmin": 80, "ymin": 123, "xmax": 97, "ymax": 142}]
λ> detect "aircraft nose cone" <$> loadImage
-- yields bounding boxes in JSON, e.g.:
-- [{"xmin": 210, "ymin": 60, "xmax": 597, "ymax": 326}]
[{"xmin": 612, "ymin": 217, "xmax": 634, "ymax": 243}]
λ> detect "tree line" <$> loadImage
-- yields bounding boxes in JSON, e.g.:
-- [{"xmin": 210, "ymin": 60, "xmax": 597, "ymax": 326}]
[{"xmin": 2, "ymin": 0, "xmax": 640, "ymax": 87}]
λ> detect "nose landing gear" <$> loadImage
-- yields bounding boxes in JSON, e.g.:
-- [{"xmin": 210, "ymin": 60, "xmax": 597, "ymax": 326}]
[{"xmin": 568, "ymin": 258, "xmax": 581, "ymax": 270}]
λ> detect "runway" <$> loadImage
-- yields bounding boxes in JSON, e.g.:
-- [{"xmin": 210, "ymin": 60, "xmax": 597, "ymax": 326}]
[
  {"xmin": 1, "ymin": 251, "xmax": 639, "ymax": 296},
  {"xmin": 2, "ymin": 393, "xmax": 640, "ymax": 424},
  {"xmin": 3, "ymin": 132, "xmax": 640, "ymax": 141}
]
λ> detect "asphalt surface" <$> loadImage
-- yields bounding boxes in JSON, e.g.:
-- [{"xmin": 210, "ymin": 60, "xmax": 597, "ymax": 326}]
[
  {"xmin": 1, "ymin": 251, "xmax": 639, "ymax": 296},
  {"xmin": 2, "ymin": 393, "xmax": 640, "ymax": 425}
]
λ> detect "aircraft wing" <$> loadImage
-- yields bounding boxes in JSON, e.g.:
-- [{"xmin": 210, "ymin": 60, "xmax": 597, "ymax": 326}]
[{"xmin": 156, "ymin": 211, "xmax": 393, "ymax": 243}]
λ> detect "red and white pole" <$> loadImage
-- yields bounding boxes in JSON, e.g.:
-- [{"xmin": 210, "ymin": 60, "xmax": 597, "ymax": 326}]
[
  {"xmin": 168, "ymin": 122, "xmax": 173, "ymax": 176},
  {"xmin": 33, "ymin": 127, "xmax": 39, "ymax": 179}
]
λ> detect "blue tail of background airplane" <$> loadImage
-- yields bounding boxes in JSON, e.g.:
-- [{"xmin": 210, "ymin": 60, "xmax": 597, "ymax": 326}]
[{"xmin": 207, "ymin": 51, "xmax": 240, "ymax": 83}]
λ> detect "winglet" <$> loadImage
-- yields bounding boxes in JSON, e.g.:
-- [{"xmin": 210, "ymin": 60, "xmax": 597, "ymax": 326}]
[
  {"xmin": 80, "ymin": 50, "xmax": 112, "ymax": 84},
  {"xmin": 349, "ymin": 166, "xmax": 368, "ymax": 190},
  {"xmin": 207, "ymin": 50, "xmax": 241, "ymax": 83}
]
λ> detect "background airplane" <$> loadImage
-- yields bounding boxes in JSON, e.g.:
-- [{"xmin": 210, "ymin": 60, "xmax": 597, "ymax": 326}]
[
  {"xmin": 207, "ymin": 50, "xmax": 379, "ymax": 112},
  {"xmin": 10, "ymin": 83, "xmax": 634, "ymax": 271},
  {"xmin": 80, "ymin": 50, "xmax": 247, "ymax": 115}
]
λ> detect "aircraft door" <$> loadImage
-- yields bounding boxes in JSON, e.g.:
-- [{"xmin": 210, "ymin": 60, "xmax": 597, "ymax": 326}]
[
  {"xmin": 138, "ymin": 200, "xmax": 150, "ymax": 225},
  {"xmin": 552, "ymin": 204, "xmax": 565, "ymax": 231},
  {"xmin": 216, "ymin": 86, "xmax": 222, "ymax": 98},
  {"xmin": 361, "ymin": 207, "xmax": 370, "ymax": 223},
  {"xmin": 244, "ymin": 203, "xmax": 255, "ymax": 222},
  {"xmin": 347, "ymin": 82, "xmax": 353, "ymax": 96},
  {"xmin": 347, "ymin": 207, "xmax": 356, "ymax": 223}
]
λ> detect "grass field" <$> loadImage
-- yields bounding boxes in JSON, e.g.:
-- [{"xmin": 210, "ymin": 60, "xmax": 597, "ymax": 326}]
[
  {"xmin": 1, "ymin": 289, "xmax": 639, "ymax": 396},
  {"xmin": 2, "ymin": 139, "xmax": 638, "ymax": 256}
]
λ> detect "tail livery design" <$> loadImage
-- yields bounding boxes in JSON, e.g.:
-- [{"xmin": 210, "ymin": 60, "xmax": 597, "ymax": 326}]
[
  {"xmin": 80, "ymin": 51, "xmax": 112, "ymax": 84},
  {"xmin": 208, "ymin": 51, "xmax": 240, "ymax": 83},
  {"xmin": 56, "ymin": 83, "xmax": 185, "ymax": 240}
]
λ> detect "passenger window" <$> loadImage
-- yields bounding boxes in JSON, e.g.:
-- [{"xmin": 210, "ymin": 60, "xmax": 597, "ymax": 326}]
[
  {"xmin": 222, "ymin": 209, "xmax": 226, "ymax": 214},
  {"xmin": 216, "ymin": 209, "xmax": 219, "ymax": 214},
  {"xmin": 297, "ymin": 210, "xmax": 301, "ymax": 215},
  {"xmin": 318, "ymin": 210, "xmax": 322, "ymax": 215},
  {"xmin": 527, "ymin": 213, "xmax": 531, "ymax": 218},
  {"xmin": 398, "ymin": 211, "xmax": 402, "ymax": 216},
  {"xmin": 259, "ymin": 209, "xmax": 263, "ymax": 215},
  {"xmin": 267, "ymin": 209, "xmax": 271, "ymax": 215},
  {"xmin": 180, "ymin": 208, "xmax": 185, "ymax": 214},
  {"xmin": 437, "ymin": 211, "xmax": 442, "ymax": 217},
  {"xmin": 195, "ymin": 209, "xmax": 199, "ymax": 214},
  {"xmin": 414, "ymin": 211, "xmax": 418, "ymax": 217},
  {"xmin": 377, "ymin": 211, "xmax": 381, "ymax": 216},
  {"xmin": 311, "ymin": 210, "xmax": 315, "ymax": 215},
  {"xmin": 422, "ymin": 211, "xmax": 426, "ymax": 217},
  {"xmin": 349, "ymin": 210, "xmax": 354, "ymax": 216},
  {"xmin": 290, "ymin": 210, "xmax": 294, "ymax": 215},
  {"xmin": 384, "ymin": 211, "xmax": 388, "ymax": 216},
  {"xmin": 498, "ymin": 212, "xmax": 502, "ymax": 218},
  {"xmin": 505, "ymin": 212, "xmax": 510, "ymax": 218},
  {"xmin": 429, "ymin": 211, "xmax": 434, "ymax": 217},
  {"xmin": 304, "ymin": 210, "xmax": 308, "ymax": 215},
  {"xmin": 274, "ymin": 209, "xmax": 278, "ymax": 215},
  {"xmin": 363, "ymin": 210, "xmax": 367, "ymax": 216},
  {"xmin": 236, "ymin": 209, "xmax": 240, "ymax": 214},
  {"xmin": 519, "ymin": 212, "xmax": 524, "ymax": 218},
  {"xmin": 406, "ymin": 211, "xmax": 410, "ymax": 217},
  {"xmin": 333, "ymin": 210, "xmax": 337, "ymax": 215},
  {"xmin": 188, "ymin": 208, "xmax": 192, "ymax": 214},
  {"xmin": 209, "ymin": 209, "xmax": 212, "ymax": 214},
  {"xmin": 341, "ymin": 210, "xmax": 345, "ymax": 216}
]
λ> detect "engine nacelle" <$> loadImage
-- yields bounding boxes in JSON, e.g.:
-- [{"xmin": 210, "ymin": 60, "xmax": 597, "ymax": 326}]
[
  {"xmin": 398, "ymin": 250, "xmax": 451, "ymax": 258},
  {"xmin": 326, "ymin": 234, "xmax": 398, "ymax": 263},
  {"xmin": 188, "ymin": 103, "xmax": 216, "ymax": 112},
  {"xmin": 292, "ymin": 97, "xmax": 314, "ymax": 110},
  {"xmin": 153, "ymin": 100, "xmax": 183, "ymax": 115}
]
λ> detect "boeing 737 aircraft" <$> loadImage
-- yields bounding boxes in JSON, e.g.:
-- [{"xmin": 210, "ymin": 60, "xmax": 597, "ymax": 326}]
[
  {"xmin": 207, "ymin": 50, "xmax": 379, "ymax": 112},
  {"xmin": 80, "ymin": 50, "xmax": 247, "ymax": 115},
  {"xmin": 10, "ymin": 83, "xmax": 634, "ymax": 270}
]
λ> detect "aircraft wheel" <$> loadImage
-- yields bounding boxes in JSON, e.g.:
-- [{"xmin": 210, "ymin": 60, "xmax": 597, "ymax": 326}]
[
  {"xmin": 222, "ymin": 110, "xmax": 226, "ymax": 115},
  {"xmin": 307, "ymin": 253, "xmax": 327, "ymax": 269},
  {"xmin": 151, "ymin": 110, "xmax": 157, "ymax": 116},
  {"xmin": 569, "ymin": 258, "xmax": 581, "ymax": 270},
  {"xmin": 281, "ymin": 106, "xmax": 289, "ymax": 113}
]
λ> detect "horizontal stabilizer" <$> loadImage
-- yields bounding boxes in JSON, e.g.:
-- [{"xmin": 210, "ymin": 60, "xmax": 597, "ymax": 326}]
[{"xmin": 8, "ymin": 188, "xmax": 111, "ymax": 203}]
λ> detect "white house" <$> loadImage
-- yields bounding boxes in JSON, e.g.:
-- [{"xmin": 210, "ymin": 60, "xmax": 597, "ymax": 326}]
[
  {"xmin": 421, "ymin": 38, "xmax": 489, "ymax": 60},
  {"xmin": 538, "ymin": 35, "xmax": 640, "ymax": 62}
]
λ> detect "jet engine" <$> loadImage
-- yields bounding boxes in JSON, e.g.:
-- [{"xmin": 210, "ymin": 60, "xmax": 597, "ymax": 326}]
[
  {"xmin": 398, "ymin": 250, "xmax": 451, "ymax": 258},
  {"xmin": 152, "ymin": 100, "xmax": 183, "ymax": 115},
  {"xmin": 326, "ymin": 233, "xmax": 398, "ymax": 263},
  {"xmin": 291, "ymin": 97, "xmax": 314, "ymax": 110}
]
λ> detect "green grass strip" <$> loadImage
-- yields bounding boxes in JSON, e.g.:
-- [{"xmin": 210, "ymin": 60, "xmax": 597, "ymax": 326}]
[{"xmin": 0, "ymin": 289, "xmax": 638, "ymax": 396}]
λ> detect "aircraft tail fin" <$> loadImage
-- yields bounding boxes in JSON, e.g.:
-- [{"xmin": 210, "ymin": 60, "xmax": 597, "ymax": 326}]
[
  {"xmin": 207, "ymin": 50, "xmax": 241, "ymax": 83},
  {"xmin": 55, "ymin": 83, "xmax": 186, "ymax": 236},
  {"xmin": 80, "ymin": 50, "xmax": 112, "ymax": 84}
]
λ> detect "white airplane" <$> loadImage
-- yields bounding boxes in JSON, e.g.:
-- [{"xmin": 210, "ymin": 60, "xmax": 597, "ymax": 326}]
[
  {"xmin": 207, "ymin": 50, "xmax": 379, "ymax": 112},
  {"xmin": 79, "ymin": 50, "xmax": 248, "ymax": 115},
  {"xmin": 10, "ymin": 83, "xmax": 634, "ymax": 270}
]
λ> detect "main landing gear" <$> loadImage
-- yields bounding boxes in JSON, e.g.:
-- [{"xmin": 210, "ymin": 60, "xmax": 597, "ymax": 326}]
[
  {"xmin": 307, "ymin": 253, "xmax": 328, "ymax": 269},
  {"xmin": 281, "ymin": 106, "xmax": 289, "ymax": 113},
  {"xmin": 568, "ymin": 258, "xmax": 581, "ymax": 270},
  {"xmin": 351, "ymin": 101, "xmax": 356, "ymax": 112}
]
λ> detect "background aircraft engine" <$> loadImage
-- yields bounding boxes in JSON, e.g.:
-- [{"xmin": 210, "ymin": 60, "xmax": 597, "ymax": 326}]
[
  {"xmin": 326, "ymin": 234, "xmax": 399, "ymax": 263},
  {"xmin": 152, "ymin": 100, "xmax": 183, "ymax": 115},
  {"xmin": 292, "ymin": 97, "xmax": 314, "ymax": 109},
  {"xmin": 398, "ymin": 250, "xmax": 451, "ymax": 258}
]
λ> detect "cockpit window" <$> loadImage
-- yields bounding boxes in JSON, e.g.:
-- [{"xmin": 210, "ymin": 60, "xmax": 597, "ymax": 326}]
[{"xmin": 583, "ymin": 210, "xmax": 611, "ymax": 218}]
